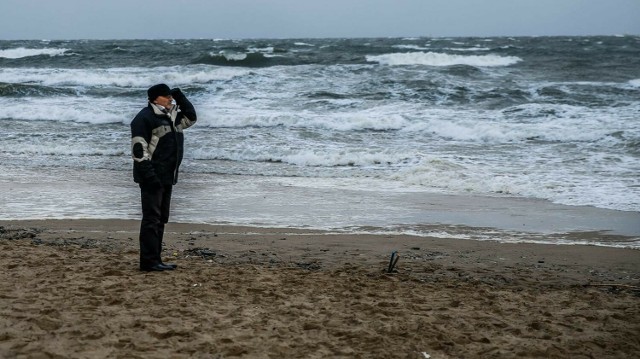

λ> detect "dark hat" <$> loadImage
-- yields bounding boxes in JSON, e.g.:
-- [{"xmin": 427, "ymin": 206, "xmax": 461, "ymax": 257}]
[{"xmin": 147, "ymin": 83, "xmax": 171, "ymax": 101}]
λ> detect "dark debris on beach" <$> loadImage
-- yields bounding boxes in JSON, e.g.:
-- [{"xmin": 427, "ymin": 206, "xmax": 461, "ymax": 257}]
[{"xmin": 0, "ymin": 226, "xmax": 40, "ymax": 240}]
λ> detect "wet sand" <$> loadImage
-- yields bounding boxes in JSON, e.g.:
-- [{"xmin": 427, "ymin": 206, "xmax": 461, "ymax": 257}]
[{"xmin": 0, "ymin": 219, "xmax": 639, "ymax": 358}]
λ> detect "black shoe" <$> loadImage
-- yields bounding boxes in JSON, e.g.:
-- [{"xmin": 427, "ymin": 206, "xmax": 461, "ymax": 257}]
[
  {"xmin": 162, "ymin": 262, "xmax": 178, "ymax": 269},
  {"xmin": 140, "ymin": 264, "xmax": 166, "ymax": 272},
  {"xmin": 157, "ymin": 263, "xmax": 176, "ymax": 270}
]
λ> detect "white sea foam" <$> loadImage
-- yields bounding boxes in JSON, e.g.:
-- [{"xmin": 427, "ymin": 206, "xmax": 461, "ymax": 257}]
[
  {"xmin": 196, "ymin": 105, "xmax": 413, "ymax": 132},
  {"xmin": 365, "ymin": 52, "xmax": 522, "ymax": 67},
  {"xmin": 197, "ymin": 96, "xmax": 637, "ymax": 145},
  {"xmin": 445, "ymin": 47, "xmax": 491, "ymax": 52},
  {"xmin": 629, "ymin": 78, "xmax": 640, "ymax": 87},
  {"xmin": 4, "ymin": 98, "xmax": 134, "ymax": 124},
  {"xmin": 0, "ymin": 47, "xmax": 69, "ymax": 59},
  {"xmin": 247, "ymin": 46, "xmax": 274, "ymax": 53},
  {"xmin": 5, "ymin": 142, "xmax": 126, "ymax": 157},
  {"xmin": 390, "ymin": 154, "xmax": 640, "ymax": 212},
  {"xmin": 193, "ymin": 145, "xmax": 415, "ymax": 168},
  {"xmin": 213, "ymin": 51, "xmax": 247, "ymax": 61},
  {"xmin": 392, "ymin": 45, "xmax": 429, "ymax": 50},
  {"xmin": 0, "ymin": 65, "xmax": 250, "ymax": 87},
  {"xmin": 432, "ymin": 104, "xmax": 625, "ymax": 141}
]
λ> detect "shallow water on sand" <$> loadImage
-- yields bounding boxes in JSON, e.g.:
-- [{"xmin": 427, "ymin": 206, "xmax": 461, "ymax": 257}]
[{"xmin": 1, "ymin": 167, "xmax": 638, "ymax": 248}]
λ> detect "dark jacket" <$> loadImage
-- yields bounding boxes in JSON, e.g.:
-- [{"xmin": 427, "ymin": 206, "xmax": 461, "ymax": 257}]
[{"xmin": 130, "ymin": 88, "xmax": 197, "ymax": 186}]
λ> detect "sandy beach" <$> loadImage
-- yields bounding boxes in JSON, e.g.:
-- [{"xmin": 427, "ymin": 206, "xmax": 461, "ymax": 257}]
[{"xmin": 0, "ymin": 219, "xmax": 638, "ymax": 358}]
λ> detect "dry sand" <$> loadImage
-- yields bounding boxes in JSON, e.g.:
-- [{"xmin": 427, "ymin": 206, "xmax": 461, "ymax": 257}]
[{"xmin": 0, "ymin": 219, "xmax": 638, "ymax": 358}]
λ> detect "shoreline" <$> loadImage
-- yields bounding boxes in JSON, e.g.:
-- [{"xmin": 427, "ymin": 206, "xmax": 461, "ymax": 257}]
[
  {"xmin": 1, "ymin": 168, "xmax": 639, "ymax": 249},
  {"xmin": 1, "ymin": 218, "xmax": 639, "ymax": 283},
  {"xmin": 1, "ymin": 218, "xmax": 639, "ymax": 358}
]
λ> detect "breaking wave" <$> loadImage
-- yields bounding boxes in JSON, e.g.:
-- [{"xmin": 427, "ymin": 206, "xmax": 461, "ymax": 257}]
[
  {"xmin": 366, "ymin": 52, "xmax": 522, "ymax": 67},
  {"xmin": 192, "ymin": 51, "xmax": 300, "ymax": 67},
  {"xmin": 0, "ymin": 47, "xmax": 69, "ymax": 59}
]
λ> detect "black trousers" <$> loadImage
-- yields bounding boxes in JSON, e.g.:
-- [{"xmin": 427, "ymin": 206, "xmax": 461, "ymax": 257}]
[{"xmin": 139, "ymin": 183, "xmax": 173, "ymax": 268}]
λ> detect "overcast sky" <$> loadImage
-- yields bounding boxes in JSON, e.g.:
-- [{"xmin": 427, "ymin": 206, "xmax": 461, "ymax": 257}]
[{"xmin": 2, "ymin": 0, "xmax": 639, "ymax": 40}]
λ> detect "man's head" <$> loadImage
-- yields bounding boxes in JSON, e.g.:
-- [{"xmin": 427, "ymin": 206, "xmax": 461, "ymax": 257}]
[{"xmin": 147, "ymin": 84, "xmax": 172, "ymax": 106}]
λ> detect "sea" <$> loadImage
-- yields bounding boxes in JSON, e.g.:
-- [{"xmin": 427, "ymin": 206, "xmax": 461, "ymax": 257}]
[{"xmin": 1, "ymin": 36, "xmax": 639, "ymax": 248}]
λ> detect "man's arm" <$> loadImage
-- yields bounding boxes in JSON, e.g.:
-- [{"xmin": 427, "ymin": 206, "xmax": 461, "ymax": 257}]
[
  {"xmin": 131, "ymin": 114, "xmax": 161, "ymax": 186},
  {"xmin": 171, "ymin": 88, "xmax": 197, "ymax": 130}
]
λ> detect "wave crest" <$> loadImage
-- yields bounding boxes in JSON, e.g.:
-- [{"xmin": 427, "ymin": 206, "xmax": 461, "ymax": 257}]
[
  {"xmin": 366, "ymin": 52, "xmax": 522, "ymax": 67},
  {"xmin": 192, "ymin": 51, "xmax": 297, "ymax": 67},
  {"xmin": 0, "ymin": 47, "xmax": 69, "ymax": 59}
]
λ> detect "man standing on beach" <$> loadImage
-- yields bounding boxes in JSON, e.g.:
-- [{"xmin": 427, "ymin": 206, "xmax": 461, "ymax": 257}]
[{"xmin": 130, "ymin": 84, "xmax": 197, "ymax": 272}]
